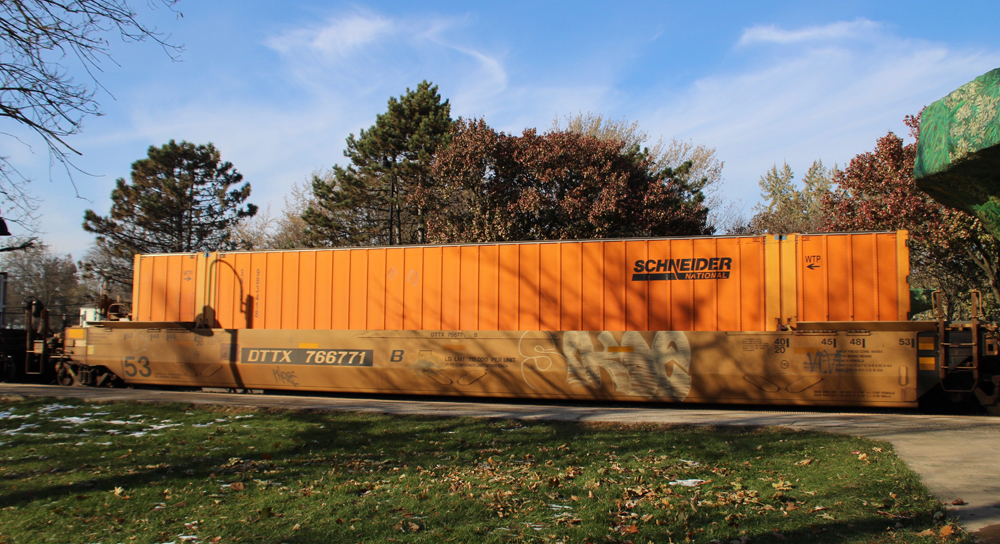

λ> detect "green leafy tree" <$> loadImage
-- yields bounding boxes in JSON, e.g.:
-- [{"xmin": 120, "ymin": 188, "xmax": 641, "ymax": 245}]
[
  {"xmin": 81, "ymin": 140, "xmax": 256, "ymax": 290},
  {"xmin": 750, "ymin": 160, "xmax": 832, "ymax": 234},
  {"xmin": 428, "ymin": 119, "xmax": 712, "ymax": 243},
  {"xmin": 304, "ymin": 81, "xmax": 455, "ymax": 246}
]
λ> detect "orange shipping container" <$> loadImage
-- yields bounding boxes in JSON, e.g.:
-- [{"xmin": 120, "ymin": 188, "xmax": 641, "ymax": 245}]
[{"xmin": 130, "ymin": 232, "xmax": 910, "ymax": 332}]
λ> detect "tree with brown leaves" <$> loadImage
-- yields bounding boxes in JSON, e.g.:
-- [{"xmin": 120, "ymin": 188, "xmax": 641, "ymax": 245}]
[{"xmin": 429, "ymin": 119, "xmax": 712, "ymax": 243}]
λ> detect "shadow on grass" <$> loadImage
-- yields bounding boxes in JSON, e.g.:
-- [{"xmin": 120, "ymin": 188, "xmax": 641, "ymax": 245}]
[{"xmin": 0, "ymin": 401, "xmax": 961, "ymax": 543}]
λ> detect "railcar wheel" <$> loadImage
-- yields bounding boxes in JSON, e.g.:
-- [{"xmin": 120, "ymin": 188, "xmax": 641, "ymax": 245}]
[{"xmin": 56, "ymin": 363, "xmax": 75, "ymax": 387}]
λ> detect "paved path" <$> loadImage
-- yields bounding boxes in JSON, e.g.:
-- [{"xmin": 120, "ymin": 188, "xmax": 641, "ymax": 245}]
[{"xmin": 2, "ymin": 384, "xmax": 998, "ymax": 537}]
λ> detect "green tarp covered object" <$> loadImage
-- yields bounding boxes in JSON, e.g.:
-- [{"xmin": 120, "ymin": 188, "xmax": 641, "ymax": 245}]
[{"xmin": 915, "ymin": 67, "xmax": 1000, "ymax": 238}]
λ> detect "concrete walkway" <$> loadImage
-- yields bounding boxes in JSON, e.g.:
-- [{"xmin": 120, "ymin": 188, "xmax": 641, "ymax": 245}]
[{"xmin": 2, "ymin": 384, "xmax": 998, "ymax": 537}]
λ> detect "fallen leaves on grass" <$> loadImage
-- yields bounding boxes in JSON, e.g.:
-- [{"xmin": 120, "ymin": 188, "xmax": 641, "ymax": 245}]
[
  {"xmin": 771, "ymin": 480, "xmax": 794, "ymax": 490},
  {"xmin": 393, "ymin": 521, "xmax": 420, "ymax": 532}
]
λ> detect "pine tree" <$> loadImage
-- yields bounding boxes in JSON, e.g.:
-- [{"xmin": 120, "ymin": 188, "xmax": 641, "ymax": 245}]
[
  {"xmin": 750, "ymin": 160, "xmax": 831, "ymax": 234},
  {"xmin": 82, "ymin": 140, "xmax": 256, "ymax": 289},
  {"xmin": 303, "ymin": 81, "xmax": 455, "ymax": 246}
]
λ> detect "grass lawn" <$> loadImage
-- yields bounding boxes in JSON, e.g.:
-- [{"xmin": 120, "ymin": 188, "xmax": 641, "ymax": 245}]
[{"xmin": 0, "ymin": 395, "xmax": 969, "ymax": 544}]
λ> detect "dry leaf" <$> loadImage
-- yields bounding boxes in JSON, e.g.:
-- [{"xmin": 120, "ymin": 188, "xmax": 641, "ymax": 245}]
[
  {"xmin": 230, "ymin": 482, "xmax": 245, "ymax": 492},
  {"xmin": 951, "ymin": 498, "xmax": 966, "ymax": 505},
  {"xmin": 622, "ymin": 524, "xmax": 639, "ymax": 534},
  {"xmin": 940, "ymin": 525, "xmax": 955, "ymax": 537},
  {"xmin": 857, "ymin": 453, "xmax": 868, "ymax": 461},
  {"xmin": 917, "ymin": 529, "xmax": 936, "ymax": 536},
  {"xmin": 291, "ymin": 523, "xmax": 301, "ymax": 531},
  {"xmin": 794, "ymin": 459, "xmax": 813, "ymax": 466},
  {"xmin": 407, "ymin": 522, "xmax": 420, "ymax": 532}
]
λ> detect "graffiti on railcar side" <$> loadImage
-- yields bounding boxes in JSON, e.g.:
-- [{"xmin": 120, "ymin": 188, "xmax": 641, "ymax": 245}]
[
  {"xmin": 517, "ymin": 332, "xmax": 562, "ymax": 389},
  {"xmin": 272, "ymin": 367, "xmax": 299, "ymax": 387},
  {"xmin": 516, "ymin": 331, "xmax": 693, "ymax": 400}
]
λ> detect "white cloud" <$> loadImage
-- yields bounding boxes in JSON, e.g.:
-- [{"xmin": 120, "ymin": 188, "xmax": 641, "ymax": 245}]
[
  {"xmin": 265, "ymin": 14, "xmax": 393, "ymax": 61},
  {"xmin": 639, "ymin": 22, "xmax": 1000, "ymax": 216},
  {"xmin": 739, "ymin": 18, "xmax": 883, "ymax": 46}
]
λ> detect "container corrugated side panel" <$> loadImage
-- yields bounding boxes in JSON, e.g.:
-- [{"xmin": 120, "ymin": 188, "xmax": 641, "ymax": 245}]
[
  {"xmin": 299, "ymin": 251, "xmax": 317, "ymax": 330},
  {"xmin": 138, "ymin": 238, "xmax": 773, "ymax": 330},
  {"xmin": 331, "ymin": 250, "xmax": 351, "ymax": 330},
  {"xmin": 580, "ymin": 242, "xmax": 603, "ymax": 331},
  {"xmin": 315, "ymin": 250, "xmax": 334, "ymax": 329},
  {"xmin": 603, "ymin": 241, "xmax": 626, "ymax": 331},
  {"xmin": 460, "ymin": 245, "xmax": 480, "ymax": 330},
  {"xmin": 796, "ymin": 232, "xmax": 909, "ymax": 323},
  {"xmin": 422, "ymin": 246, "xmax": 443, "ymax": 330},
  {"xmin": 384, "ymin": 248, "xmax": 404, "ymax": 330},
  {"xmin": 179, "ymin": 255, "xmax": 198, "ymax": 322},
  {"xmin": 519, "ymin": 244, "xmax": 541, "ymax": 331},
  {"xmin": 132, "ymin": 253, "xmax": 199, "ymax": 323},
  {"xmin": 132, "ymin": 232, "xmax": 905, "ymax": 331},
  {"xmin": 539, "ymin": 243, "xmax": 561, "ymax": 331},
  {"xmin": 479, "ymin": 245, "xmax": 499, "ymax": 330},
  {"xmin": 559, "ymin": 243, "xmax": 581, "ymax": 331},
  {"xmin": 624, "ymin": 240, "xmax": 648, "ymax": 331}
]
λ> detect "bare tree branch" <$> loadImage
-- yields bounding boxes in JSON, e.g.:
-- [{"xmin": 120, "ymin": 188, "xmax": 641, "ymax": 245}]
[
  {"xmin": 0, "ymin": 238, "xmax": 36, "ymax": 253},
  {"xmin": 0, "ymin": 0, "xmax": 182, "ymax": 231}
]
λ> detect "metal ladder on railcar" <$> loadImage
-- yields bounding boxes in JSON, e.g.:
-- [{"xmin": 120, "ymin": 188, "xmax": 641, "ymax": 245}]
[{"xmin": 934, "ymin": 290, "xmax": 1000, "ymax": 393}]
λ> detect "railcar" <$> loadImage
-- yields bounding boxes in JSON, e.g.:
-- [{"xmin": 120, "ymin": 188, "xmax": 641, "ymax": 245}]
[{"xmin": 3, "ymin": 232, "xmax": 998, "ymax": 415}]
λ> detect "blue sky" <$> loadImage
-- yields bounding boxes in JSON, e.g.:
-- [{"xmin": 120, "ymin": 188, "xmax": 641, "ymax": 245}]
[{"xmin": 3, "ymin": 0, "xmax": 999, "ymax": 255}]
